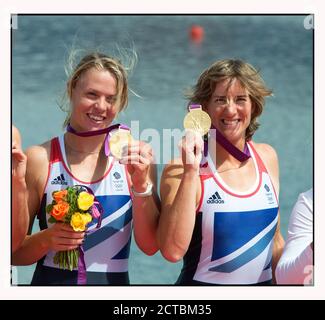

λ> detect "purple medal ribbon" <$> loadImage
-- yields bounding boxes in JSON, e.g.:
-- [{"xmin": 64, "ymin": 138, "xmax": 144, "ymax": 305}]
[
  {"xmin": 74, "ymin": 185, "xmax": 104, "ymax": 285},
  {"xmin": 188, "ymin": 104, "xmax": 202, "ymax": 110},
  {"xmin": 77, "ymin": 246, "xmax": 86, "ymax": 285},
  {"xmin": 200, "ymin": 126, "xmax": 251, "ymax": 168},
  {"xmin": 66, "ymin": 123, "xmax": 130, "ymax": 157},
  {"xmin": 211, "ymin": 124, "xmax": 251, "ymax": 162}
]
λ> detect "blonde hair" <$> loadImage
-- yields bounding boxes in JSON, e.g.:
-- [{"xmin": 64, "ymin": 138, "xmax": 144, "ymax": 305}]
[
  {"xmin": 60, "ymin": 50, "xmax": 137, "ymax": 127},
  {"xmin": 186, "ymin": 59, "xmax": 273, "ymax": 140}
]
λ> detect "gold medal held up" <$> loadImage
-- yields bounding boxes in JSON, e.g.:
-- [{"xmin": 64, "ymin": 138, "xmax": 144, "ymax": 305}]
[
  {"xmin": 109, "ymin": 126, "xmax": 133, "ymax": 160},
  {"xmin": 183, "ymin": 104, "xmax": 211, "ymax": 136}
]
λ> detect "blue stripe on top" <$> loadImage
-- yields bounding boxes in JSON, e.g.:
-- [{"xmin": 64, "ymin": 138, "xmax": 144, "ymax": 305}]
[
  {"xmin": 87, "ymin": 195, "xmax": 131, "ymax": 228},
  {"xmin": 83, "ymin": 206, "xmax": 133, "ymax": 251},
  {"xmin": 112, "ymin": 235, "xmax": 132, "ymax": 259},
  {"xmin": 211, "ymin": 207, "xmax": 278, "ymax": 261},
  {"xmin": 209, "ymin": 223, "xmax": 277, "ymax": 273}
]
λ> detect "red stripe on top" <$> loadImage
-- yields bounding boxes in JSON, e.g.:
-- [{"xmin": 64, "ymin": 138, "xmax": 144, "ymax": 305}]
[
  {"xmin": 206, "ymin": 141, "xmax": 265, "ymax": 198},
  {"xmin": 195, "ymin": 141, "xmax": 279, "ymax": 209},
  {"xmin": 248, "ymin": 141, "xmax": 279, "ymax": 205},
  {"xmin": 53, "ymin": 136, "xmax": 114, "ymax": 185},
  {"xmin": 50, "ymin": 137, "xmax": 62, "ymax": 164},
  {"xmin": 247, "ymin": 141, "xmax": 267, "ymax": 173},
  {"xmin": 196, "ymin": 174, "xmax": 205, "ymax": 214},
  {"xmin": 36, "ymin": 138, "xmax": 58, "ymax": 219}
]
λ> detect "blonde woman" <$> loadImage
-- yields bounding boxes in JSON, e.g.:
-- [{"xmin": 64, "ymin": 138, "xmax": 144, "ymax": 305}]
[{"xmin": 12, "ymin": 52, "xmax": 160, "ymax": 285}]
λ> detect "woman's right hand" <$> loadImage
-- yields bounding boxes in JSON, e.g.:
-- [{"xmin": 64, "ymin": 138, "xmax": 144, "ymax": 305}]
[
  {"xmin": 43, "ymin": 223, "xmax": 85, "ymax": 252},
  {"xmin": 179, "ymin": 130, "xmax": 204, "ymax": 174}
]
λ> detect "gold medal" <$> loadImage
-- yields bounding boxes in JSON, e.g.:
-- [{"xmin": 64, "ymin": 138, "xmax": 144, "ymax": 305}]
[
  {"xmin": 109, "ymin": 127, "xmax": 133, "ymax": 159},
  {"xmin": 183, "ymin": 105, "xmax": 211, "ymax": 135}
]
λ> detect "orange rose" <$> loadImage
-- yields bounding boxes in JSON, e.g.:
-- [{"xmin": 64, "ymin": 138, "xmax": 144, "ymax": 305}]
[
  {"xmin": 50, "ymin": 201, "xmax": 69, "ymax": 221},
  {"xmin": 53, "ymin": 190, "xmax": 68, "ymax": 203}
]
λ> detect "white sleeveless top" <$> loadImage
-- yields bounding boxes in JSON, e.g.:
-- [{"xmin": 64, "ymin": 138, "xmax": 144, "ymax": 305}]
[
  {"xmin": 177, "ymin": 141, "xmax": 279, "ymax": 285},
  {"xmin": 38, "ymin": 135, "xmax": 133, "ymax": 275}
]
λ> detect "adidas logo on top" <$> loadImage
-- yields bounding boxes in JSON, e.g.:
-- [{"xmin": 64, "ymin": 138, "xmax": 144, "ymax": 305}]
[
  {"xmin": 207, "ymin": 191, "xmax": 224, "ymax": 204},
  {"xmin": 51, "ymin": 174, "xmax": 68, "ymax": 185}
]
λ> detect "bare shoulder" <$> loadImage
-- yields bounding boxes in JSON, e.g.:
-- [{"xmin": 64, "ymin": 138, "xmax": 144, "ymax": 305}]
[
  {"xmin": 25, "ymin": 141, "xmax": 51, "ymax": 168},
  {"xmin": 25, "ymin": 141, "xmax": 51, "ymax": 189},
  {"xmin": 252, "ymin": 142, "xmax": 278, "ymax": 167},
  {"xmin": 252, "ymin": 141, "xmax": 280, "ymax": 192}
]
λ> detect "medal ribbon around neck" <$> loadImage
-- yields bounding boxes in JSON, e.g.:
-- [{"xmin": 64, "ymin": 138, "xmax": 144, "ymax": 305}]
[
  {"xmin": 66, "ymin": 123, "xmax": 131, "ymax": 158},
  {"xmin": 210, "ymin": 124, "xmax": 251, "ymax": 162},
  {"xmin": 183, "ymin": 104, "xmax": 251, "ymax": 167}
]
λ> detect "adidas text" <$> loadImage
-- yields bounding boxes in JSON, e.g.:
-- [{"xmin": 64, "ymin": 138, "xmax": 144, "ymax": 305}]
[
  {"xmin": 207, "ymin": 199, "xmax": 224, "ymax": 204},
  {"xmin": 51, "ymin": 180, "xmax": 68, "ymax": 185}
]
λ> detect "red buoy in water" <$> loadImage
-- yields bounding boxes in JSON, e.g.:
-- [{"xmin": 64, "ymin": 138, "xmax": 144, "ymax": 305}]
[{"xmin": 190, "ymin": 25, "xmax": 204, "ymax": 43}]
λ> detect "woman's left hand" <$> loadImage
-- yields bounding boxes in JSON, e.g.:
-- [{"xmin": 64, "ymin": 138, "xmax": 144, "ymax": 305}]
[{"xmin": 119, "ymin": 140, "xmax": 154, "ymax": 192}]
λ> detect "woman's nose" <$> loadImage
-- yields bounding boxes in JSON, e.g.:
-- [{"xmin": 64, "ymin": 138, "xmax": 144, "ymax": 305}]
[
  {"xmin": 94, "ymin": 97, "xmax": 106, "ymax": 111},
  {"xmin": 225, "ymin": 100, "xmax": 237, "ymax": 114}
]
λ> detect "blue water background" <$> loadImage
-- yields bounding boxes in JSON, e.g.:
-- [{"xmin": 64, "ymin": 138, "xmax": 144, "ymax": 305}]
[{"xmin": 12, "ymin": 15, "xmax": 313, "ymax": 284}]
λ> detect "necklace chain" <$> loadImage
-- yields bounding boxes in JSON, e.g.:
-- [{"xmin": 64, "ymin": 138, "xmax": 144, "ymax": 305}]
[{"xmin": 65, "ymin": 142, "xmax": 102, "ymax": 155}]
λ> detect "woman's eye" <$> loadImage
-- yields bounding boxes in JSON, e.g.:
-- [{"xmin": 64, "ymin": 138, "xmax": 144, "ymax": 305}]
[
  {"xmin": 106, "ymin": 96, "xmax": 116, "ymax": 104},
  {"xmin": 87, "ymin": 92, "xmax": 96, "ymax": 98},
  {"xmin": 237, "ymin": 98, "xmax": 247, "ymax": 103},
  {"xmin": 215, "ymin": 98, "xmax": 226, "ymax": 104}
]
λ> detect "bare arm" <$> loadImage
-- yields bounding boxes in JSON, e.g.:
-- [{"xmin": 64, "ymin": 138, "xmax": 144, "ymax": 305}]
[
  {"xmin": 12, "ymin": 144, "xmax": 84, "ymax": 265},
  {"xmin": 122, "ymin": 140, "xmax": 160, "ymax": 256},
  {"xmin": 158, "ymin": 131, "xmax": 202, "ymax": 262},
  {"xmin": 131, "ymin": 163, "xmax": 160, "ymax": 256}
]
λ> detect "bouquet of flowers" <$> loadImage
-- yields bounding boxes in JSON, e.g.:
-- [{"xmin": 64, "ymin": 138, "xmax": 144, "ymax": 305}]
[{"xmin": 46, "ymin": 185, "xmax": 100, "ymax": 271}]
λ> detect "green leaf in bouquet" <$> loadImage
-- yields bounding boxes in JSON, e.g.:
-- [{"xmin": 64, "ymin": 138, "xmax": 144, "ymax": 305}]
[
  {"xmin": 63, "ymin": 187, "xmax": 78, "ymax": 223},
  {"xmin": 46, "ymin": 204, "xmax": 53, "ymax": 214},
  {"xmin": 48, "ymin": 216, "xmax": 57, "ymax": 224}
]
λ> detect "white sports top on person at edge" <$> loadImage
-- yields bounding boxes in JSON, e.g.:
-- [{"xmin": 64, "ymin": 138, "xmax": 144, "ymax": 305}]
[{"xmin": 275, "ymin": 189, "xmax": 313, "ymax": 284}]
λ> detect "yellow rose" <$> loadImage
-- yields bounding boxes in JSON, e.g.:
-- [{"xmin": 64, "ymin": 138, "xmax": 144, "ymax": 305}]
[
  {"xmin": 70, "ymin": 212, "xmax": 92, "ymax": 232},
  {"xmin": 82, "ymin": 213, "xmax": 93, "ymax": 224},
  {"xmin": 77, "ymin": 191, "xmax": 94, "ymax": 211}
]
